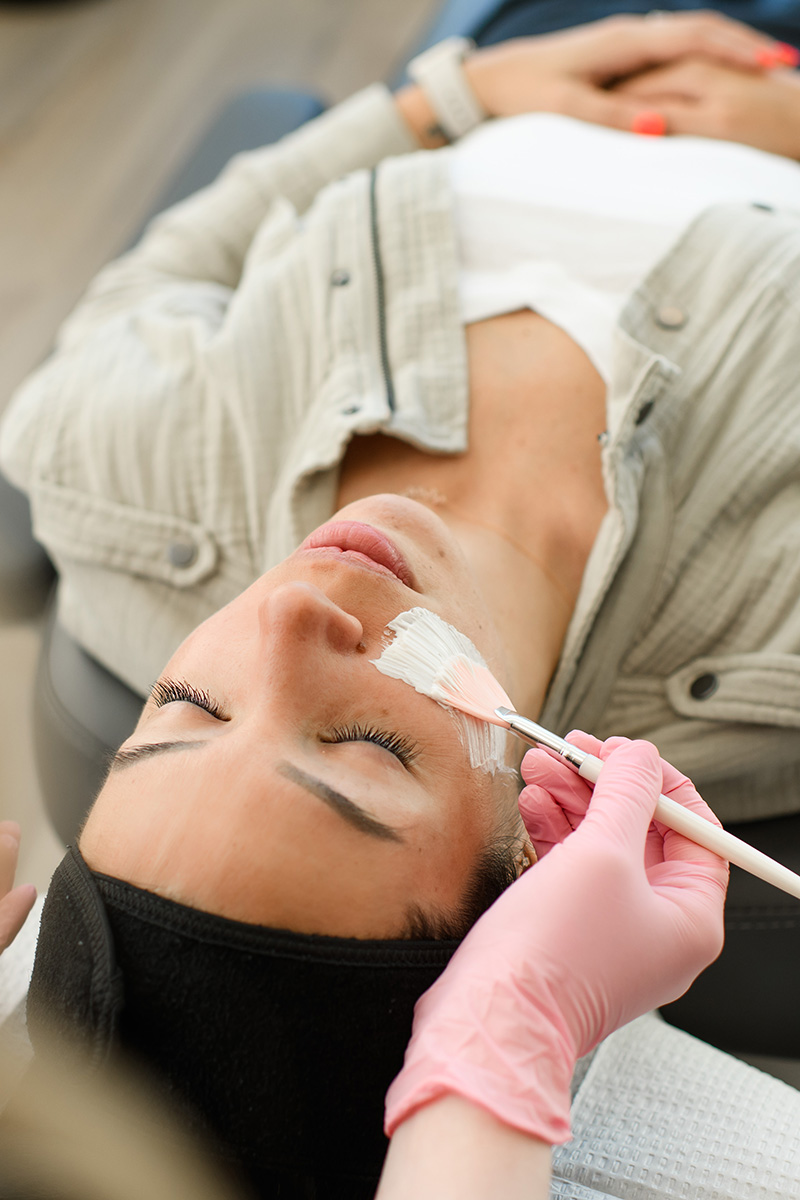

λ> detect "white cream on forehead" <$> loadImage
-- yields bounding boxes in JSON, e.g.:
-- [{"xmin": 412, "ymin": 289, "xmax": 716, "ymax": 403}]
[{"xmin": 371, "ymin": 608, "xmax": 511, "ymax": 775}]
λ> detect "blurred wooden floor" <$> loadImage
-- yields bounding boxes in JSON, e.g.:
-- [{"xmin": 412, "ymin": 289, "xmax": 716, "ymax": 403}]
[
  {"xmin": 0, "ymin": 0, "xmax": 439, "ymax": 890},
  {"xmin": 0, "ymin": 0, "xmax": 438, "ymax": 412}
]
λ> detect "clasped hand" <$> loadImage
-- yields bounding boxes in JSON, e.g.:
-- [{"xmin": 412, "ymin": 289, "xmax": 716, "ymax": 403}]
[{"xmin": 462, "ymin": 12, "xmax": 796, "ymax": 151}]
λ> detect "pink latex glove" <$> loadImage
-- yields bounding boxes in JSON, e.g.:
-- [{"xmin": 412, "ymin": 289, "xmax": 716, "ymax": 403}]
[{"xmin": 384, "ymin": 736, "xmax": 728, "ymax": 1144}]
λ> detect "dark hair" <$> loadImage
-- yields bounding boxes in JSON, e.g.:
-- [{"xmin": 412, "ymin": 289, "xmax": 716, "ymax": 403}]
[{"xmin": 403, "ymin": 830, "xmax": 521, "ymax": 940}]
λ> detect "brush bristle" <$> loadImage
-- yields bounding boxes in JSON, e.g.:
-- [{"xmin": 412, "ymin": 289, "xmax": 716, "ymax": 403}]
[
  {"xmin": 372, "ymin": 608, "xmax": 513, "ymax": 723},
  {"xmin": 430, "ymin": 657, "xmax": 512, "ymax": 724}
]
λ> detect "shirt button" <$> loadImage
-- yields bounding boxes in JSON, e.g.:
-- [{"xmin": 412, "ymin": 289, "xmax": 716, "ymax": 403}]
[
  {"xmin": 655, "ymin": 305, "xmax": 687, "ymax": 330},
  {"xmin": 690, "ymin": 672, "xmax": 719, "ymax": 700},
  {"xmin": 635, "ymin": 399, "xmax": 654, "ymax": 426},
  {"xmin": 341, "ymin": 404, "xmax": 361, "ymax": 416},
  {"xmin": 167, "ymin": 542, "xmax": 197, "ymax": 568},
  {"xmin": 331, "ymin": 269, "xmax": 350, "ymax": 287},
  {"xmin": 752, "ymin": 202, "xmax": 773, "ymax": 212}
]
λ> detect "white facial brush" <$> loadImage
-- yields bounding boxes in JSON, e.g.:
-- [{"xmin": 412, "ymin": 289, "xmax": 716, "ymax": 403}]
[{"xmin": 373, "ymin": 606, "xmax": 800, "ymax": 902}]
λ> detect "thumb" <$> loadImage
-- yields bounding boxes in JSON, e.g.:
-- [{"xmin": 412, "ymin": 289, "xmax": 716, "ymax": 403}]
[
  {"xmin": 563, "ymin": 81, "xmax": 667, "ymax": 136},
  {"xmin": 579, "ymin": 739, "xmax": 663, "ymax": 850}
]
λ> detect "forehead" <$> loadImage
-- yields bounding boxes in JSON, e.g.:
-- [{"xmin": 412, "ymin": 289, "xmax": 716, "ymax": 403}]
[{"xmin": 85, "ymin": 736, "xmax": 515, "ymax": 937}]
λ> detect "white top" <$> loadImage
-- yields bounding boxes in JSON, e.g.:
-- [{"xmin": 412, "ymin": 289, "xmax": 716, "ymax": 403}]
[
  {"xmin": 449, "ymin": 114, "xmax": 800, "ymax": 379},
  {"xmin": 0, "ymin": 895, "xmax": 43, "ymax": 1025}
]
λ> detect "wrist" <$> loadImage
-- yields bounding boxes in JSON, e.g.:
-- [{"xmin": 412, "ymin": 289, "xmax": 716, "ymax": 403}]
[
  {"xmin": 394, "ymin": 85, "xmax": 449, "ymax": 149},
  {"xmin": 384, "ymin": 977, "xmax": 576, "ymax": 1143},
  {"xmin": 404, "ymin": 37, "xmax": 488, "ymax": 143},
  {"xmin": 378, "ymin": 1095, "xmax": 552, "ymax": 1200}
]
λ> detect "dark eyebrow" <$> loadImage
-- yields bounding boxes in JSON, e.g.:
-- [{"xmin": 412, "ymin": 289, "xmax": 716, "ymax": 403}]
[
  {"xmin": 277, "ymin": 761, "xmax": 404, "ymax": 843},
  {"xmin": 109, "ymin": 746, "xmax": 404, "ymax": 844},
  {"xmin": 109, "ymin": 740, "xmax": 208, "ymax": 772}
]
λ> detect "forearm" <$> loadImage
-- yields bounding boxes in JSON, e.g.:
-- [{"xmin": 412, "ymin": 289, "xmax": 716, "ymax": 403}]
[{"xmin": 375, "ymin": 1095, "xmax": 551, "ymax": 1200}]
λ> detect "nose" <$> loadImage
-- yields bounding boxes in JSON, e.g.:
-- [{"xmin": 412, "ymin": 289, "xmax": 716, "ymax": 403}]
[{"xmin": 258, "ymin": 581, "xmax": 365, "ymax": 657}]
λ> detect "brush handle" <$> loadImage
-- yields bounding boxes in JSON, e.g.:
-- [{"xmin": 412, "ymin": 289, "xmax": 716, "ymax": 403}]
[{"xmin": 577, "ymin": 754, "xmax": 800, "ymax": 901}]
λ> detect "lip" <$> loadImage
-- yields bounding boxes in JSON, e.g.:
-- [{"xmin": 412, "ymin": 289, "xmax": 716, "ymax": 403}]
[{"xmin": 299, "ymin": 522, "xmax": 417, "ymax": 589}]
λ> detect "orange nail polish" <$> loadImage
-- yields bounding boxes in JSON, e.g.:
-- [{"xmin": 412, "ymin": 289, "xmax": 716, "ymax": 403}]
[
  {"xmin": 756, "ymin": 47, "xmax": 782, "ymax": 68},
  {"xmin": 778, "ymin": 42, "xmax": 800, "ymax": 67},
  {"xmin": 631, "ymin": 110, "xmax": 666, "ymax": 137}
]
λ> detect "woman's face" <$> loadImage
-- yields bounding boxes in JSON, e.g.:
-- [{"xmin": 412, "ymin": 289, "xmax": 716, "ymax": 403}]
[{"xmin": 80, "ymin": 496, "xmax": 528, "ymax": 938}]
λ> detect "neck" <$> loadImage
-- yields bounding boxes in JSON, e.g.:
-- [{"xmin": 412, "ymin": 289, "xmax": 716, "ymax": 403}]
[{"xmin": 437, "ymin": 505, "xmax": 577, "ymax": 723}]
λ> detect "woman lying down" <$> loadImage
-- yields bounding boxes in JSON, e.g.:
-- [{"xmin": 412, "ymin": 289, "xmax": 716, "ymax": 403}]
[
  {"xmin": 3, "ymin": 7, "xmax": 800, "ymax": 1197},
  {"xmin": 2, "ymin": 539, "xmax": 800, "ymax": 1199}
]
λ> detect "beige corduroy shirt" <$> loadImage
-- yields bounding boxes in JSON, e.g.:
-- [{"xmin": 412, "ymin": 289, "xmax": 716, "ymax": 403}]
[{"xmin": 3, "ymin": 84, "xmax": 800, "ymax": 822}]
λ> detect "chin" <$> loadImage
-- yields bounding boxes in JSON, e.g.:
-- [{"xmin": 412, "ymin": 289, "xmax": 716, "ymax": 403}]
[
  {"xmin": 333, "ymin": 491, "xmax": 443, "ymax": 527},
  {"xmin": 331, "ymin": 494, "xmax": 466, "ymax": 570}
]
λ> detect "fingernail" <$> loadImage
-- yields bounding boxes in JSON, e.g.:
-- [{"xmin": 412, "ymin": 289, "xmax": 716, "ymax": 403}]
[
  {"xmin": 777, "ymin": 42, "xmax": 800, "ymax": 67},
  {"xmin": 631, "ymin": 110, "xmax": 666, "ymax": 137},
  {"xmin": 757, "ymin": 47, "xmax": 784, "ymax": 68}
]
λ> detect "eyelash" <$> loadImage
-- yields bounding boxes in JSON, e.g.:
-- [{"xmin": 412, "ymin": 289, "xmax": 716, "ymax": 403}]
[
  {"xmin": 151, "ymin": 680, "xmax": 417, "ymax": 767},
  {"xmin": 325, "ymin": 723, "xmax": 419, "ymax": 769},
  {"xmin": 151, "ymin": 677, "xmax": 229, "ymax": 721}
]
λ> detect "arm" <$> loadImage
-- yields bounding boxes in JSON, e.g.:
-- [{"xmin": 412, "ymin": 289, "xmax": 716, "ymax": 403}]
[
  {"xmin": 399, "ymin": 11, "xmax": 786, "ymax": 144},
  {"xmin": 4, "ymin": 11, "xmax": 786, "ymax": 351},
  {"xmin": 377, "ymin": 1096, "xmax": 551, "ymax": 1200},
  {"xmin": 377, "ymin": 738, "xmax": 728, "ymax": 1198},
  {"xmin": 0, "ymin": 14, "xmax": 785, "ymax": 507}
]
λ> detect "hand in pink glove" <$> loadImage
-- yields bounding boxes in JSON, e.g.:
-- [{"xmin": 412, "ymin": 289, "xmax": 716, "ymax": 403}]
[{"xmin": 384, "ymin": 737, "xmax": 728, "ymax": 1145}]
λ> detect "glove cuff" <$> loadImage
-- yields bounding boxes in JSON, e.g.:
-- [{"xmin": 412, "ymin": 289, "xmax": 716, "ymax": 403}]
[{"xmin": 384, "ymin": 1029, "xmax": 575, "ymax": 1144}]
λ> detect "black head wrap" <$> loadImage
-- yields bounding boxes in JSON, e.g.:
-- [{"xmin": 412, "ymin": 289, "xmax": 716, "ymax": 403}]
[{"xmin": 27, "ymin": 846, "xmax": 460, "ymax": 1200}]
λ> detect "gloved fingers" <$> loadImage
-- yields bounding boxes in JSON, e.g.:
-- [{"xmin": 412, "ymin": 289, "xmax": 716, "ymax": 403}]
[
  {"xmin": 519, "ymin": 747, "xmax": 594, "ymax": 850},
  {"xmin": 526, "ymin": 733, "xmax": 725, "ymax": 879},
  {"xmin": 570, "ymin": 733, "xmax": 723, "ymax": 829},
  {"xmin": 521, "ymin": 744, "xmax": 570, "ymax": 785},
  {"xmin": 522, "ymin": 733, "xmax": 633, "ymax": 785},
  {"xmin": 563, "ymin": 731, "xmax": 627, "ymax": 759},
  {"xmin": 558, "ymin": 732, "xmax": 667, "ymax": 866},
  {"xmin": 658, "ymin": 771, "xmax": 723, "ymax": 828},
  {"xmin": 520, "ymin": 747, "xmax": 593, "ymax": 811},
  {"xmin": 518, "ymin": 783, "xmax": 580, "ymax": 855},
  {"xmin": 522, "ymin": 736, "xmax": 663, "ymax": 858},
  {"xmin": 643, "ymin": 764, "xmax": 726, "ymax": 869},
  {"xmin": 577, "ymin": 739, "xmax": 664, "ymax": 852},
  {"xmin": 656, "ymin": 821, "xmax": 728, "ymax": 880},
  {"xmin": 564, "ymin": 733, "xmax": 725, "ymax": 863}
]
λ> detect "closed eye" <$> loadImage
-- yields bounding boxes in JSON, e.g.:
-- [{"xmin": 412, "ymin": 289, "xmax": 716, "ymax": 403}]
[
  {"xmin": 148, "ymin": 682, "xmax": 415, "ymax": 766},
  {"xmin": 150, "ymin": 677, "xmax": 230, "ymax": 722},
  {"xmin": 323, "ymin": 723, "xmax": 419, "ymax": 769}
]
